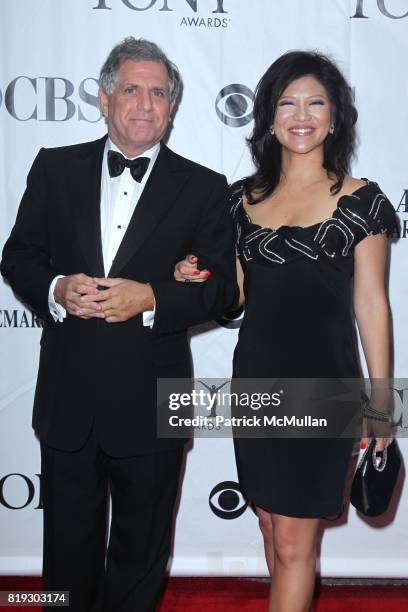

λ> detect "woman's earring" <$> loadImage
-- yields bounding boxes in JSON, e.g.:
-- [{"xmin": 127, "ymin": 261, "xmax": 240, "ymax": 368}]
[
  {"xmin": 269, "ymin": 125, "xmax": 275, "ymax": 136},
  {"xmin": 329, "ymin": 123, "xmax": 335, "ymax": 134}
]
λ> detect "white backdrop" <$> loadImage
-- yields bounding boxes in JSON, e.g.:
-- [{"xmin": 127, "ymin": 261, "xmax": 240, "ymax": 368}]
[{"xmin": 1, "ymin": 0, "xmax": 407, "ymax": 577}]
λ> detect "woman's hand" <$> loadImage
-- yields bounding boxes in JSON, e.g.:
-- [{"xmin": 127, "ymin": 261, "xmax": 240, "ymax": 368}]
[
  {"xmin": 375, "ymin": 437, "xmax": 393, "ymax": 452},
  {"xmin": 361, "ymin": 384, "xmax": 394, "ymax": 452},
  {"xmin": 361, "ymin": 413, "xmax": 393, "ymax": 452},
  {"xmin": 361, "ymin": 436, "xmax": 393, "ymax": 452},
  {"xmin": 174, "ymin": 254, "xmax": 211, "ymax": 283}
]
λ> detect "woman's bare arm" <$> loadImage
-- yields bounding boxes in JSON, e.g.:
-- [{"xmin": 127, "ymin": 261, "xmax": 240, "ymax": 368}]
[{"xmin": 353, "ymin": 233, "xmax": 392, "ymax": 450}]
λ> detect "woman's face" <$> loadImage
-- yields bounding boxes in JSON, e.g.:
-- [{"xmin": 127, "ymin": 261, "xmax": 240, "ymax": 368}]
[{"xmin": 273, "ymin": 75, "xmax": 332, "ymax": 155}]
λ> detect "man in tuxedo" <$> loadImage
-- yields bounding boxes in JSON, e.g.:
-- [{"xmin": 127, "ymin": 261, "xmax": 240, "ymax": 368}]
[{"xmin": 1, "ymin": 37, "xmax": 237, "ymax": 611}]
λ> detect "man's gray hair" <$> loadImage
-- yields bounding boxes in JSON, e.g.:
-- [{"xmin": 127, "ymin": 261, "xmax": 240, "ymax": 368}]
[{"xmin": 99, "ymin": 37, "xmax": 182, "ymax": 102}]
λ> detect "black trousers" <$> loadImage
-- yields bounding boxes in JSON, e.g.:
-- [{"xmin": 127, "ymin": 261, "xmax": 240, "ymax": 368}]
[{"xmin": 40, "ymin": 430, "xmax": 184, "ymax": 612}]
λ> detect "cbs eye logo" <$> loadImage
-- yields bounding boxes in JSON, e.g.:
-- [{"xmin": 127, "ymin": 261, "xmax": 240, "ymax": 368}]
[
  {"xmin": 209, "ymin": 481, "xmax": 248, "ymax": 519},
  {"xmin": 216, "ymin": 305, "xmax": 244, "ymax": 329},
  {"xmin": 215, "ymin": 84, "xmax": 254, "ymax": 127}
]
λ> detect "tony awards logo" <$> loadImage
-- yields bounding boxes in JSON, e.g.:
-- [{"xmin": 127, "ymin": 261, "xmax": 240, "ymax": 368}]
[
  {"xmin": 0, "ymin": 474, "xmax": 42, "ymax": 510},
  {"xmin": 351, "ymin": 0, "xmax": 408, "ymax": 19},
  {"xmin": 93, "ymin": 0, "xmax": 231, "ymax": 27},
  {"xmin": 93, "ymin": 0, "xmax": 227, "ymax": 12}
]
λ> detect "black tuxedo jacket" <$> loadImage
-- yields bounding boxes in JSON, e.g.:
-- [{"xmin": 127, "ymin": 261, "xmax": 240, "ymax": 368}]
[{"xmin": 1, "ymin": 136, "xmax": 237, "ymax": 456}]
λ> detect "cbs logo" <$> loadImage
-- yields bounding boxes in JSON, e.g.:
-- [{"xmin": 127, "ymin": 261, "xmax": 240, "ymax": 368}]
[
  {"xmin": 215, "ymin": 84, "xmax": 254, "ymax": 127},
  {"xmin": 209, "ymin": 481, "xmax": 248, "ymax": 519}
]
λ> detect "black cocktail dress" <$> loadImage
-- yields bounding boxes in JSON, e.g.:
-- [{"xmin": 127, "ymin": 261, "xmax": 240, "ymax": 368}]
[{"xmin": 230, "ymin": 180, "xmax": 397, "ymax": 517}]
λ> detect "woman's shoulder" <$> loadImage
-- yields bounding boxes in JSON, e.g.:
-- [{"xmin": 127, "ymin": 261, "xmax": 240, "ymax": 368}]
[
  {"xmin": 341, "ymin": 176, "xmax": 368, "ymax": 194},
  {"xmin": 336, "ymin": 177, "xmax": 397, "ymax": 239},
  {"xmin": 336, "ymin": 176, "xmax": 379, "ymax": 203}
]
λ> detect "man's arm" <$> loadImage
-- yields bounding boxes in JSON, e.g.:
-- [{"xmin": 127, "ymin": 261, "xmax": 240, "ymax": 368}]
[
  {"xmin": 1, "ymin": 149, "xmax": 58, "ymax": 321},
  {"xmin": 150, "ymin": 175, "xmax": 238, "ymax": 334},
  {"xmin": 1, "ymin": 149, "xmax": 101, "ymax": 322}
]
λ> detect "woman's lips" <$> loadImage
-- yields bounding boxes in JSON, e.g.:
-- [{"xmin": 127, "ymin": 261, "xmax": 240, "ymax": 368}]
[{"xmin": 288, "ymin": 127, "xmax": 315, "ymax": 136}]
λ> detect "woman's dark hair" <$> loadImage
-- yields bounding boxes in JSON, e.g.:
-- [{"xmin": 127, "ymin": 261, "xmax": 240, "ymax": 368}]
[{"xmin": 245, "ymin": 51, "xmax": 357, "ymax": 203}]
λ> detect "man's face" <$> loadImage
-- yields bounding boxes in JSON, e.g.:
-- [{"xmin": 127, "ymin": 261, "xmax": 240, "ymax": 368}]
[{"xmin": 99, "ymin": 59, "xmax": 174, "ymax": 157}]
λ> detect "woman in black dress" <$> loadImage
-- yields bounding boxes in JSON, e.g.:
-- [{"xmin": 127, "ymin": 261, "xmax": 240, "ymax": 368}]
[{"xmin": 175, "ymin": 51, "xmax": 396, "ymax": 611}]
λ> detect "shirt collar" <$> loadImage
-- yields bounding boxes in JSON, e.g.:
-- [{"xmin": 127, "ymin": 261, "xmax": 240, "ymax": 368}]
[{"xmin": 106, "ymin": 137, "xmax": 160, "ymax": 163}]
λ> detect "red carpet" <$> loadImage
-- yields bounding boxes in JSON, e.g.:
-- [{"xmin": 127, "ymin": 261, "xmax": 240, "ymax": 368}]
[{"xmin": 0, "ymin": 576, "xmax": 407, "ymax": 610}]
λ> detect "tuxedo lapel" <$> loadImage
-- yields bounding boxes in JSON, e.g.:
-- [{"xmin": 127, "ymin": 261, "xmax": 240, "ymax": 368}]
[
  {"xmin": 72, "ymin": 136, "xmax": 106, "ymax": 277},
  {"xmin": 108, "ymin": 144, "xmax": 191, "ymax": 278}
]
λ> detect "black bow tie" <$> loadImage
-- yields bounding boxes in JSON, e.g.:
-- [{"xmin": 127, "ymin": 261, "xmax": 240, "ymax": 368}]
[{"xmin": 107, "ymin": 150, "xmax": 150, "ymax": 182}]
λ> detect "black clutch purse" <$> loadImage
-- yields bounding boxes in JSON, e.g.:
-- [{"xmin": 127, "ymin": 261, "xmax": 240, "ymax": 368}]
[{"xmin": 350, "ymin": 439, "xmax": 401, "ymax": 517}]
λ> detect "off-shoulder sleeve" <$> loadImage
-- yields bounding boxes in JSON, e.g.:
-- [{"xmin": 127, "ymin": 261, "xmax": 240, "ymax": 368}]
[{"xmin": 336, "ymin": 182, "xmax": 398, "ymax": 247}]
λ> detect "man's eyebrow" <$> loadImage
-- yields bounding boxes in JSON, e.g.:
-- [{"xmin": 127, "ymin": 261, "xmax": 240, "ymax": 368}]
[{"xmin": 121, "ymin": 82, "xmax": 167, "ymax": 87}]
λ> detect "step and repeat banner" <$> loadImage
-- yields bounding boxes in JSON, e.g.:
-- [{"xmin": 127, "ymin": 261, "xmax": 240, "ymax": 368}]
[{"xmin": 1, "ymin": 0, "xmax": 407, "ymax": 577}]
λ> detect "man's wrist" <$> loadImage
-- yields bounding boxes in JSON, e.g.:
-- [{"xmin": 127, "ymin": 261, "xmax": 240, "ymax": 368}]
[
  {"xmin": 143, "ymin": 283, "xmax": 155, "ymax": 311},
  {"xmin": 54, "ymin": 277, "xmax": 65, "ymax": 307}
]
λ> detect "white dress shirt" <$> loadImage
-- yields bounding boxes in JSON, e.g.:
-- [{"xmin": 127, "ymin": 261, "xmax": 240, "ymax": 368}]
[{"xmin": 48, "ymin": 137, "xmax": 160, "ymax": 326}]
